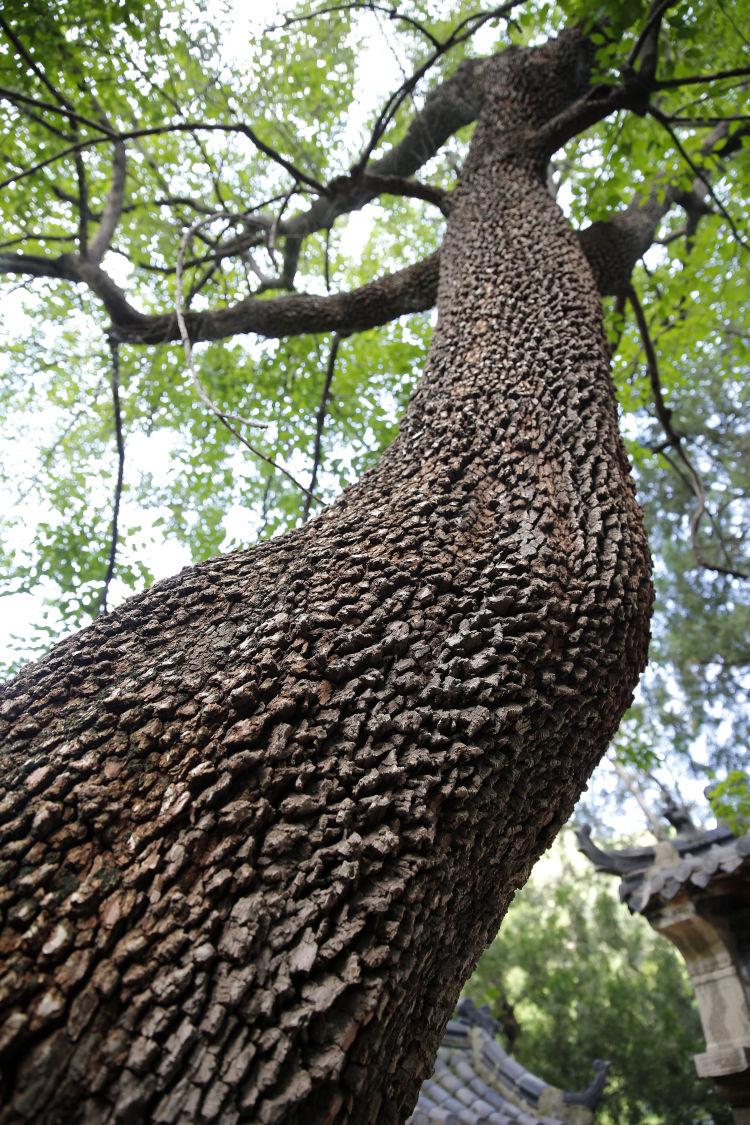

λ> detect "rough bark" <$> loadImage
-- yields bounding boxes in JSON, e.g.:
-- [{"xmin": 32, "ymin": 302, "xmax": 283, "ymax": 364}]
[{"xmin": 0, "ymin": 31, "xmax": 652, "ymax": 1125}]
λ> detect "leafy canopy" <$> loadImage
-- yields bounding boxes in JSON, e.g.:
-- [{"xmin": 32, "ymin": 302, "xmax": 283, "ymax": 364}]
[
  {"xmin": 465, "ymin": 832, "xmax": 733, "ymax": 1124},
  {"xmin": 0, "ymin": 0, "xmax": 748, "ymax": 817}
]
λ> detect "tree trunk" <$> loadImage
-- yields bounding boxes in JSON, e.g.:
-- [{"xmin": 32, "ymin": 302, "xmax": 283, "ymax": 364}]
[{"xmin": 0, "ymin": 33, "xmax": 651, "ymax": 1125}]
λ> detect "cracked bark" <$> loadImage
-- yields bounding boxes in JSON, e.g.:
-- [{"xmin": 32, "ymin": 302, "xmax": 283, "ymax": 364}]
[{"xmin": 0, "ymin": 31, "xmax": 651, "ymax": 1125}]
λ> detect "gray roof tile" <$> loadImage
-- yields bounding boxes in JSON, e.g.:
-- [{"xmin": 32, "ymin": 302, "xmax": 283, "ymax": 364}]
[
  {"xmin": 407, "ymin": 998, "xmax": 606, "ymax": 1125},
  {"xmin": 408, "ymin": 1031, "xmax": 570, "ymax": 1124},
  {"xmin": 578, "ymin": 825, "xmax": 750, "ymax": 914}
]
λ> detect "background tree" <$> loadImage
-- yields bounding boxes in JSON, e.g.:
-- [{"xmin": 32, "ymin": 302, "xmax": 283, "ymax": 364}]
[
  {"xmin": 0, "ymin": 1, "xmax": 748, "ymax": 1122},
  {"xmin": 465, "ymin": 830, "xmax": 733, "ymax": 1125}
]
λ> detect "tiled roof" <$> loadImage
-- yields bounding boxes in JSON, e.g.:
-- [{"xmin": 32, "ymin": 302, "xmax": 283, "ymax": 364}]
[
  {"xmin": 408, "ymin": 1000, "xmax": 607, "ymax": 1125},
  {"xmin": 576, "ymin": 825, "xmax": 750, "ymax": 914}
]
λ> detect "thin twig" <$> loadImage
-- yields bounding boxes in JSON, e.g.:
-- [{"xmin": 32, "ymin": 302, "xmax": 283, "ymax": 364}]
[
  {"xmin": 0, "ymin": 120, "xmax": 327, "ymax": 193},
  {"xmin": 351, "ymin": 0, "xmax": 521, "ymax": 173},
  {"xmin": 98, "ymin": 338, "xmax": 125, "ymax": 616},
  {"xmin": 268, "ymin": 185, "xmax": 297, "ymax": 263},
  {"xmin": 216, "ymin": 414, "xmax": 322, "ymax": 506},
  {"xmin": 649, "ymin": 105, "xmax": 749, "ymax": 251},
  {"xmin": 273, "ymin": 2, "xmax": 442, "ymax": 48},
  {"xmin": 175, "ymin": 215, "xmax": 269, "ymax": 431},
  {"xmin": 303, "ymin": 333, "xmax": 341, "ymax": 521},
  {"xmin": 628, "ymin": 286, "xmax": 747, "ymax": 580},
  {"xmin": 0, "ymin": 18, "xmax": 97, "ymax": 257},
  {"xmin": 0, "ymin": 84, "xmax": 112, "ymax": 135},
  {"xmin": 0, "ymin": 17, "xmax": 76, "ymax": 113},
  {"xmin": 175, "ymin": 216, "xmax": 322, "ymax": 506},
  {"xmin": 666, "ymin": 113, "xmax": 750, "ymax": 125},
  {"xmin": 258, "ymin": 470, "xmax": 275, "ymax": 538},
  {"xmin": 8, "ymin": 100, "xmax": 73, "ymax": 142},
  {"xmin": 607, "ymin": 292, "xmax": 628, "ymax": 356},
  {"xmin": 654, "ymin": 65, "xmax": 750, "ymax": 90},
  {"xmin": 610, "ymin": 755, "xmax": 668, "ymax": 840}
]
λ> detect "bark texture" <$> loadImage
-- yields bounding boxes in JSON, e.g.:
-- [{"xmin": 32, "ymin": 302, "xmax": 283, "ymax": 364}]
[{"xmin": 0, "ymin": 32, "xmax": 652, "ymax": 1125}]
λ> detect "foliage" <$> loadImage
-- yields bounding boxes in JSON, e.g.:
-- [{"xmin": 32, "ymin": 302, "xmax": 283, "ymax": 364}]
[
  {"xmin": 707, "ymin": 769, "xmax": 750, "ymax": 834},
  {"xmin": 0, "ymin": 1, "xmax": 748, "ymax": 808},
  {"xmin": 465, "ymin": 833, "xmax": 733, "ymax": 1125}
]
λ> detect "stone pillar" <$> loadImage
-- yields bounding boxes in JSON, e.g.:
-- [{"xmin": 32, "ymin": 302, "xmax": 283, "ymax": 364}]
[{"xmin": 648, "ymin": 891, "xmax": 750, "ymax": 1118}]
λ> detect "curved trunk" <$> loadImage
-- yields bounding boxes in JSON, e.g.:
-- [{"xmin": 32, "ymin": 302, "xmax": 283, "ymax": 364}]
[{"xmin": 0, "ymin": 34, "xmax": 651, "ymax": 1125}]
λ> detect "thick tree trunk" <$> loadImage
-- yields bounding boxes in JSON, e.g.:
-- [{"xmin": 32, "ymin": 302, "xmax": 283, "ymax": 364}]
[{"xmin": 0, "ymin": 33, "xmax": 651, "ymax": 1125}]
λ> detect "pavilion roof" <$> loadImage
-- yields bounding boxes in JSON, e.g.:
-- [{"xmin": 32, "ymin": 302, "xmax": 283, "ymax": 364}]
[{"xmin": 408, "ymin": 999, "xmax": 607, "ymax": 1125}]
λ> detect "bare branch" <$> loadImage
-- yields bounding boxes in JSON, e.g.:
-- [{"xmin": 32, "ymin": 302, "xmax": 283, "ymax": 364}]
[
  {"xmin": 535, "ymin": 82, "xmax": 641, "ymax": 157},
  {"xmin": 610, "ymin": 755, "xmax": 668, "ymax": 840},
  {"xmin": 577, "ymin": 191, "xmax": 675, "ymax": 296},
  {"xmin": 351, "ymin": 1, "xmax": 522, "ymax": 173},
  {"xmin": 175, "ymin": 216, "xmax": 270, "ymax": 429},
  {"xmin": 274, "ymin": 57, "xmax": 484, "ymax": 287},
  {"xmin": 0, "ymin": 232, "xmax": 75, "ymax": 251},
  {"xmin": 75, "ymin": 151, "xmax": 89, "ymax": 257},
  {"xmin": 358, "ymin": 173, "xmax": 450, "ymax": 213},
  {"xmin": 0, "ymin": 252, "xmax": 79, "ymax": 282},
  {"xmin": 665, "ymin": 113, "xmax": 750, "ymax": 125},
  {"xmin": 578, "ymin": 110, "xmax": 750, "ymax": 295},
  {"xmin": 0, "ymin": 57, "xmax": 472, "ymax": 292},
  {"xmin": 98, "ymin": 252, "xmax": 441, "ymax": 345}
]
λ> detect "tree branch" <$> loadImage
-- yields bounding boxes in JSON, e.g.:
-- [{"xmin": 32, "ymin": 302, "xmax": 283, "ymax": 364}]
[
  {"xmin": 98, "ymin": 339, "xmax": 125, "ymax": 616},
  {"xmin": 87, "ymin": 141, "xmax": 127, "ymax": 265},
  {"xmin": 1, "ymin": 51, "xmax": 475, "ymax": 291},
  {"xmin": 535, "ymin": 83, "xmax": 642, "ymax": 157},
  {"xmin": 628, "ymin": 285, "xmax": 748, "ymax": 581},
  {"xmin": 0, "ymin": 84, "xmax": 115, "ymax": 135},
  {"xmin": 303, "ymin": 333, "xmax": 341, "ymax": 522},
  {"xmin": 653, "ymin": 65, "xmax": 750, "ymax": 90},
  {"xmin": 74, "ymin": 150, "xmax": 89, "ymax": 257},
  {"xmin": 0, "ymin": 16, "xmax": 76, "ymax": 114},
  {"xmin": 0, "ymin": 120, "xmax": 327, "ymax": 194},
  {"xmin": 272, "ymin": 57, "xmax": 486, "ymax": 288},
  {"xmin": 0, "ymin": 251, "xmax": 79, "ymax": 282},
  {"xmin": 96, "ymin": 252, "xmax": 441, "ymax": 345},
  {"xmin": 351, "ymin": 1, "xmax": 522, "ymax": 174},
  {"xmin": 579, "ymin": 191, "xmax": 676, "ymax": 297},
  {"xmin": 273, "ymin": 2, "xmax": 443, "ymax": 49},
  {"xmin": 625, "ymin": 0, "xmax": 679, "ymax": 79},
  {"xmin": 649, "ymin": 105, "xmax": 750, "ymax": 250},
  {"xmin": 610, "ymin": 755, "xmax": 668, "ymax": 840},
  {"xmin": 174, "ymin": 216, "xmax": 322, "ymax": 505},
  {"xmin": 578, "ymin": 109, "xmax": 749, "ymax": 295}
]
